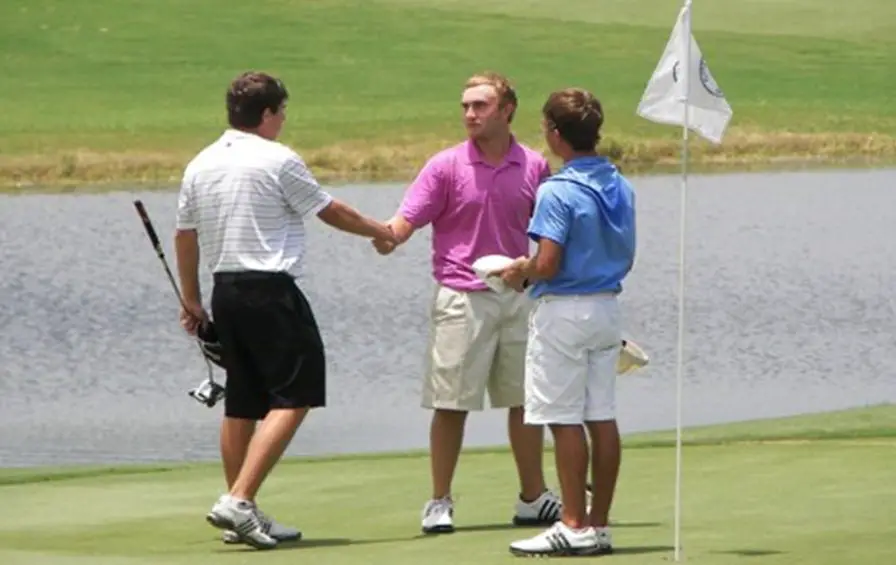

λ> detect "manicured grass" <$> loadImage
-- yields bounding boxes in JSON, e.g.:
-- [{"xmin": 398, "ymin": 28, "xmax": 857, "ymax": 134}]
[
  {"xmin": 1, "ymin": 0, "xmax": 895, "ymax": 189},
  {"xmin": 2, "ymin": 405, "xmax": 894, "ymax": 564}
]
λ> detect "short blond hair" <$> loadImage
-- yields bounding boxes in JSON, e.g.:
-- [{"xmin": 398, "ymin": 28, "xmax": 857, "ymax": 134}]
[{"xmin": 465, "ymin": 71, "xmax": 518, "ymax": 122}]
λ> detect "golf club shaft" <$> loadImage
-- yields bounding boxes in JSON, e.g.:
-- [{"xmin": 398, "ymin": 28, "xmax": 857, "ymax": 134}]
[
  {"xmin": 133, "ymin": 200, "xmax": 189, "ymax": 311},
  {"xmin": 133, "ymin": 200, "xmax": 218, "ymax": 383}
]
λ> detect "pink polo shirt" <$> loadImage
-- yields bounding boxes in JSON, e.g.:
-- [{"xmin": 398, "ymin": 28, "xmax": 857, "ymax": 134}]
[{"xmin": 398, "ymin": 138, "xmax": 551, "ymax": 292}]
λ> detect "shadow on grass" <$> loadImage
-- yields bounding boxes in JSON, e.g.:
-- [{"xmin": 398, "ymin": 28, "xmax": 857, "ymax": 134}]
[
  {"xmin": 711, "ymin": 549, "xmax": 786, "ymax": 557},
  {"xmin": 216, "ymin": 536, "xmax": 425, "ymax": 552},
  {"xmin": 221, "ymin": 538, "xmax": 676, "ymax": 555},
  {"xmin": 453, "ymin": 520, "xmax": 662, "ymax": 533},
  {"xmin": 216, "ymin": 522, "xmax": 666, "ymax": 552},
  {"xmin": 613, "ymin": 545, "xmax": 675, "ymax": 556}
]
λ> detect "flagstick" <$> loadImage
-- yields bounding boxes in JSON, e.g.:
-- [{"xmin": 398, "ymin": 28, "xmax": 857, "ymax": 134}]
[
  {"xmin": 635, "ymin": 0, "xmax": 731, "ymax": 558},
  {"xmin": 673, "ymin": 1, "xmax": 693, "ymax": 562},
  {"xmin": 673, "ymin": 123, "xmax": 688, "ymax": 564}
]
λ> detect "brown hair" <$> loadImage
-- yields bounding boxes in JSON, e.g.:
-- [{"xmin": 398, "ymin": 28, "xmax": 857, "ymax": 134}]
[
  {"xmin": 542, "ymin": 88, "xmax": 604, "ymax": 151},
  {"xmin": 226, "ymin": 71, "xmax": 289, "ymax": 129},
  {"xmin": 465, "ymin": 71, "xmax": 518, "ymax": 122}
]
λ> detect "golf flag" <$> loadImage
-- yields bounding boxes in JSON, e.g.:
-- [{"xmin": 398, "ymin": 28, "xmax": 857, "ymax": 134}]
[{"xmin": 636, "ymin": 0, "xmax": 732, "ymax": 144}]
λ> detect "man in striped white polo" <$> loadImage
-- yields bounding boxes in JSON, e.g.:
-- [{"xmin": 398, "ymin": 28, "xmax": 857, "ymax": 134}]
[{"xmin": 175, "ymin": 71, "xmax": 395, "ymax": 550}]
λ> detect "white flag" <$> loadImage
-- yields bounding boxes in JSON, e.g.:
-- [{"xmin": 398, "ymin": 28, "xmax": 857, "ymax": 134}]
[{"xmin": 636, "ymin": 0, "xmax": 732, "ymax": 144}]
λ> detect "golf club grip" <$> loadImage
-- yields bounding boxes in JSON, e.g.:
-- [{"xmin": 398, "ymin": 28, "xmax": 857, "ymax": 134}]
[{"xmin": 133, "ymin": 200, "xmax": 162, "ymax": 250}]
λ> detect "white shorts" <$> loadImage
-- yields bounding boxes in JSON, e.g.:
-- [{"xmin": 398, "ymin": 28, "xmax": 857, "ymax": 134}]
[
  {"xmin": 421, "ymin": 284, "xmax": 531, "ymax": 411},
  {"xmin": 524, "ymin": 293, "xmax": 622, "ymax": 425}
]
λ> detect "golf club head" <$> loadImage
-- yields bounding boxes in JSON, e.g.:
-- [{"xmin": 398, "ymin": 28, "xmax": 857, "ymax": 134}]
[{"xmin": 188, "ymin": 378, "xmax": 226, "ymax": 408}]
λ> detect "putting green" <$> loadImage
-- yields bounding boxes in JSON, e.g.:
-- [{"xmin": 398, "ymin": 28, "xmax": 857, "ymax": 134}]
[{"xmin": 2, "ymin": 405, "xmax": 894, "ymax": 564}]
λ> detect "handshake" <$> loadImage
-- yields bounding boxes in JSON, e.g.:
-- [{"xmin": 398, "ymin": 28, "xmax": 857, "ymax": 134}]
[{"xmin": 369, "ymin": 219, "xmax": 400, "ymax": 255}]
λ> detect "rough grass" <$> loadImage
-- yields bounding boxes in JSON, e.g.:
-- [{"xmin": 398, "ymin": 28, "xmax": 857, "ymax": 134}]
[
  {"xmin": 1, "ymin": 405, "xmax": 894, "ymax": 564},
  {"xmin": 1, "ymin": 0, "xmax": 895, "ymax": 190},
  {"xmin": 2, "ymin": 131, "xmax": 893, "ymax": 193}
]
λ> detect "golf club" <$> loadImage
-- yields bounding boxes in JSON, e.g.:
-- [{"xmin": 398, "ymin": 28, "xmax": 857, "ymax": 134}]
[{"xmin": 132, "ymin": 199, "xmax": 226, "ymax": 408}]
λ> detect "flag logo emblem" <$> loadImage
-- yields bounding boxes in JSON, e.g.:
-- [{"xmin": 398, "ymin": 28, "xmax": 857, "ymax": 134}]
[{"xmin": 672, "ymin": 59, "xmax": 725, "ymax": 98}]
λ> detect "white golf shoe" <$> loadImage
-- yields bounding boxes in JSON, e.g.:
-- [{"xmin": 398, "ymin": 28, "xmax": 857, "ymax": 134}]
[
  {"xmin": 221, "ymin": 505, "xmax": 301, "ymax": 544},
  {"xmin": 512, "ymin": 489, "xmax": 563, "ymax": 526},
  {"xmin": 421, "ymin": 497, "xmax": 455, "ymax": 534},
  {"xmin": 206, "ymin": 494, "xmax": 279, "ymax": 550},
  {"xmin": 509, "ymin": 521, "xmax": 613, "ymax": 557}
]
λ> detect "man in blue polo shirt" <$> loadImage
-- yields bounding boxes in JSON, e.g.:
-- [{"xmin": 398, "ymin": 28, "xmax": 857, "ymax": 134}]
[{"xmin": 490, "ymin": 87, "xmax": 636, "ymax": 557}]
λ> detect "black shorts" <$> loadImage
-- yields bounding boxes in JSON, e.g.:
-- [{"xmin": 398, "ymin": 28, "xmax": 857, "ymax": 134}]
[{"xmin": 211, "ymin": 270, "xmax": 326, "ymax": 420}]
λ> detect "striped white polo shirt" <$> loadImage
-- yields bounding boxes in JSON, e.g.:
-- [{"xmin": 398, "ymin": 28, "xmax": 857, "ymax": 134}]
[{"xmin": 175, "ymin": 129, "xmax": 333, "ymax": 279}]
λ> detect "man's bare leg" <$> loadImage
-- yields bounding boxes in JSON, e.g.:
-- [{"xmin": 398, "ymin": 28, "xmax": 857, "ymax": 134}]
[
  {"xmin": 508, "ymin": 406, "xmax": 548, "ymax": 500},
  {"xmin": 230, "ymin": 408, "xmax": 308, "ymax": 501},
  {"xmin": 585, "ymin": 420, "xmax": 621, "ymax": 527},
  {"xmin": 550, "ymin": 424, "xmax": 589, "ymax": 529},
  {"xmin": 221, "ymin": 418, "xmax": 256, "ymax": 489},
  {"xmin": 430, "ymin": 408, "xmax": 468, "ymax": 498}
]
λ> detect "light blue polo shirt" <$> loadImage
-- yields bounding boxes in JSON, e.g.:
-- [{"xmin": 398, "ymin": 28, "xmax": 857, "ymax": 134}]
[{"xmin": 527, "ymin": 156, "xmax": 636, "ymax": 299}]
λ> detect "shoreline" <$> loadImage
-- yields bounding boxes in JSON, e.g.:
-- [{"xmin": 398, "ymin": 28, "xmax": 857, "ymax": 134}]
[
  {"xmin": 3, "ymin": 130, "xmax": 895, "ymax": 194},
  {"xmin": 2, "ymin": 404, "xmax": 892, "ymax": 481}
]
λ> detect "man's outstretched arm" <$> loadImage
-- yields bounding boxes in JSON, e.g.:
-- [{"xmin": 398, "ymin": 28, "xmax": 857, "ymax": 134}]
[
  {"xmin": 373, "ymin": 156, "xmax": 447, "ymax": 255},
  {"xmin": 279, "ymin": 152, "xmax": 395, "ymax": 243},
  {"xmin": 317, "ymin": 199, "xmax": 395, "ymax": 242}
]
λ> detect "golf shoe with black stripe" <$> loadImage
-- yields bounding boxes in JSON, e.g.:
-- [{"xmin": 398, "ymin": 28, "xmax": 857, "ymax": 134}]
[
  {"xmin": 512, "ymin": 490, "xmax": 563, "ymax": 526},
  {"xmin": 509, "ymin": 522, "xmax": 612, "ymax": 557},
  {"xmin": 221, "ymin": 506, "xmax": 301, "ymax": 544},
  {"xmin": 206, "ymin": 494, "xmax": 277, "ymax": 550}
]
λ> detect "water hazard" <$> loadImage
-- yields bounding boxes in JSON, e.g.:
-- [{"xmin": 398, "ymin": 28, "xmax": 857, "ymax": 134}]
[{"xmin": 2, "ymin": 168, "xmax": 895, "ymax": 467}]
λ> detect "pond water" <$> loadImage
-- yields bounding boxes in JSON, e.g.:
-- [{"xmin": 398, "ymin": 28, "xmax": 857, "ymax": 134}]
[{"xmin": 1, "ymin": 168, "xmax": 894, "ymax": 467}]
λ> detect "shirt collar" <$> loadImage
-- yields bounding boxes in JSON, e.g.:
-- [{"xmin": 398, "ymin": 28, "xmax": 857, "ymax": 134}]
[
  {"xmin": 560, "ymin": 154, "xmax": 613, "ymax": 172},
  {"xmin": 464, "ymin": 135, "xmax": 525, "ymax": 166},
  {"xmin": 220, "ymin": 128, "xmax": 260, "ymax": 142}
]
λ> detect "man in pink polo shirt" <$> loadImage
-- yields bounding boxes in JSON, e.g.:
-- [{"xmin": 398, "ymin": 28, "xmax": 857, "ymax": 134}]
[{"xmin": 373, "ymin": 71, "xmax": 563, "ymax": 534}]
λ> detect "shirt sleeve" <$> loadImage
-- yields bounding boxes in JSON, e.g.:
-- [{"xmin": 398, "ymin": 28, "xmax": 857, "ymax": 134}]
[
  {"xmin": 279, "ymin": 152, "xmax": 334, "ymax": 218},
  {"xmin": 175, "ymin": 169, "xmax": 198, "ymax": 230},
  {"xmin": 527, "ymin": 183, "xmax": 570, "ymax": 246},
  {"xmin": 397, "ymin": 155, "xmax": 448, "ymax": 227}
]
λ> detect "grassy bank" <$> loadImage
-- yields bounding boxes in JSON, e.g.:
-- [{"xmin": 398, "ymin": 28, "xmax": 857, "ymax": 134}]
[
  {"xmin": 2, "ymin": 0, "xmax": 895, "ymax": 191},
  {"xmin": 2, "ymin": 405, "xmax": 895, "ymax": 564}
]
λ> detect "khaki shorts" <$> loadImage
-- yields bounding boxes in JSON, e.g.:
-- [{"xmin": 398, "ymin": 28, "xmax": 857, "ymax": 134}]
[{"xmin": 421, "ymin": 285, "xmax": 531, "ymax": 411}]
